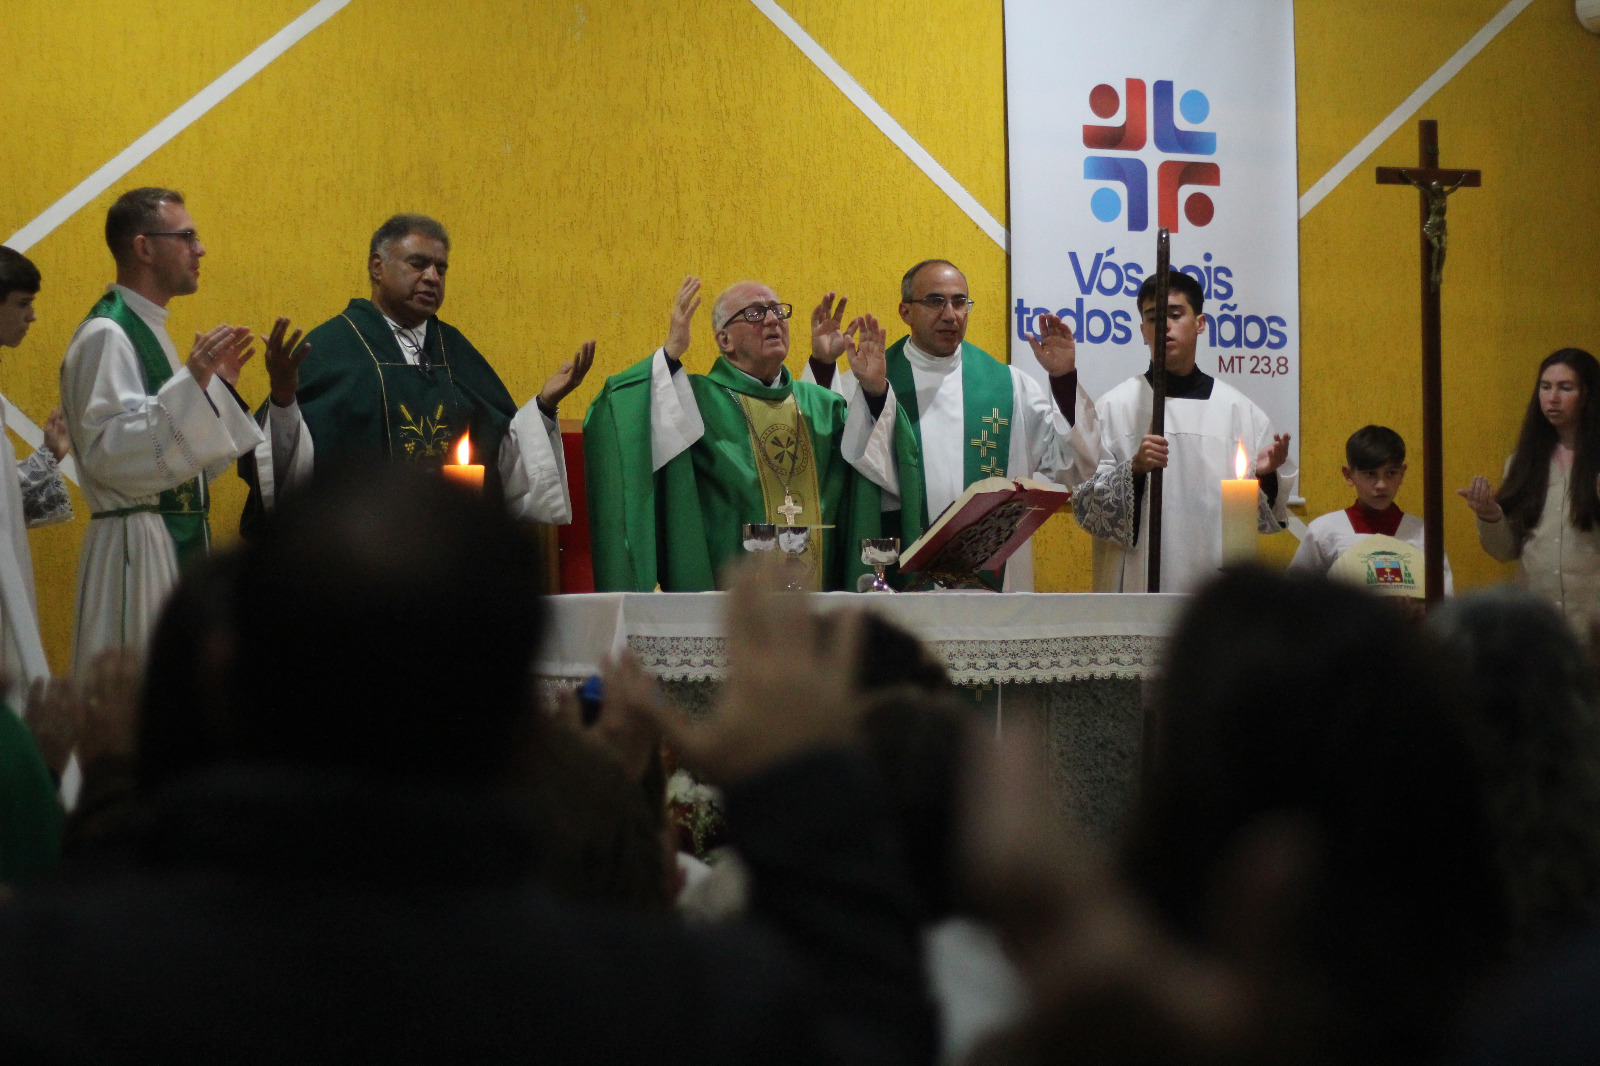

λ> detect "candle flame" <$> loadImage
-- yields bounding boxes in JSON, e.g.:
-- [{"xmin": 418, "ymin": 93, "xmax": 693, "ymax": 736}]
[
  {"xmin": 455, "ymin": 434, "xmax": 471, "ymax": 466},
  {"xmin": 1235, "ymin": 441, "xmax": 1249, "ymax": 480}
]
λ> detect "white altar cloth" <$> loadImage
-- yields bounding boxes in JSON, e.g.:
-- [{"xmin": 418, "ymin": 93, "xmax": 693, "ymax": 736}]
[{"xmin": 536, "ymin": 592, "xmax": 1189, "ymax": 686}]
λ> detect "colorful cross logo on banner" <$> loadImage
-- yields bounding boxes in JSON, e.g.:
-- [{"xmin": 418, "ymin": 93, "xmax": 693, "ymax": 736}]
[{"xmin": 1083, "ymin": 79, "xmax": 1219, "ymax": 232}]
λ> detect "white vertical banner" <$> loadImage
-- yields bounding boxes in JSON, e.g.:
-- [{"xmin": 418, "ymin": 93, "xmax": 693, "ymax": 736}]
[{"xmin": 1005, "ymin": 0, "xmax": 1300, "ymax": 457}]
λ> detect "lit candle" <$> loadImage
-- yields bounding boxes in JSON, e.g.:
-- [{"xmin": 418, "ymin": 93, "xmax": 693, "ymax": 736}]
[
  {"xmin": 1220, "ymin": 441, "xmax": 1257, "ymax": 564},
  {"xmin": 442, "ymin": 433, "xmax": 484, "ymax": 493}
]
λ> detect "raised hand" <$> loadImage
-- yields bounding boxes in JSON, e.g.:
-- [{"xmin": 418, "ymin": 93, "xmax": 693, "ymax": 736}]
[
  {"xmin": 847, "ymin": 313, "xmax": 888, "ymax": 397},
  {"xmin": 666, "ymin": 276, "xmax": 702, "ymax": 360},
  {"xmin": 24, "ymin": 676, "xmax": 83, "ymax": 780},
  {"xmin": 592, "ymin": 650, "xmax": 665, "ymax": 783},
  {"xmin": 810, "ymin": 291, "xmax": 852, "ymax": 363},
  {"xmin": 78, "ymin": 647, "xmax": 142, "ymax": 768},
  {"xmin": 1133, "ymin": 434, "xmax": 1168, "ymax": 475},
  {"xmin": 186, "ymin": 324, "xmax": 253, "ymax": 390},
  {"xmin": 640, "ymin": 556, "xmax": 864, "ymax": 785},
  {"xmin": 42, "ymin": 406, "xmax": 70, "ymax": 461},
  {"xmin": 1256, "ymin": 433, "xmax": 1291, "ymax": 476},
  {"xmin": 1456, "ymin": 475, "xmax": 1503, "ymax": 522},
  {"xmin": 539, "ymin": 340, "xmax": 596, "ymax": 410},
  {"xmin": 1026, "ymin": 312, "xmax": 1078, "ymax": 377},
  {"xmin": 260, "ymin": 317, "xmax": 309, "ymax": 407}
]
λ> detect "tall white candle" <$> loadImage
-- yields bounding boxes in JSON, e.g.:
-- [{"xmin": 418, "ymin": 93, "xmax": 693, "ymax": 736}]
[{"xmin": 1220, "ymin": 441, "xmax": 1257, "ymax": 564}]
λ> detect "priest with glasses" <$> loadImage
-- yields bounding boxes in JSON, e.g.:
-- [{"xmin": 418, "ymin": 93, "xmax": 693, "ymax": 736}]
[{"xmin": 584, "ymin": 277, "xmax": 922, "ymax": 591}]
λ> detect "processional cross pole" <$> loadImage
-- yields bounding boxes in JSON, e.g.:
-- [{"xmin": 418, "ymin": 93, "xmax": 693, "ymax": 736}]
[
  {"xmin": 1375, "ymin": 119, "xmax": 1480, "ymax": 606},
  {"xmin": 1146, "ymin": 229, "xmax": 1172, "ymax": 592}
]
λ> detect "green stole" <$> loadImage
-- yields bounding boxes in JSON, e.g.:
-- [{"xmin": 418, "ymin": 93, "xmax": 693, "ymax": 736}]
[
  {"xmin": 82, "ymin": 290, "xmax": 209, "ymax": 568},
  {"xmin": 883, "ymin": 337, "xmax": 1014, "ymax": 529}
]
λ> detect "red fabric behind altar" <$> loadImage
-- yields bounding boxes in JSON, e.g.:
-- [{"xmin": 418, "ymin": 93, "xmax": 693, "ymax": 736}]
[{"xmin": 557, "ymin": 423, "xmax": 594, "ymax": 593}]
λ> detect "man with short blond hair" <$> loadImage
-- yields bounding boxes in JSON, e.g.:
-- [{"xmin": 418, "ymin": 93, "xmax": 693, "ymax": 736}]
[{"xmin": 60, "ymin": 187, "xmax": 272, "ymax": 677}]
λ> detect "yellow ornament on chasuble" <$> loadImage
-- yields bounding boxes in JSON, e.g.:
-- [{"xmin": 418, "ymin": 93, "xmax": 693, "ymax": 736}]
[{"xmin": 733, "ymin": 390, "xmax": 825, "ymax": 590}]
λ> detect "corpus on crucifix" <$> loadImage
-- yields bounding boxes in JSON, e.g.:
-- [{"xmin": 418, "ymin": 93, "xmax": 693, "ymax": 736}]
[{"xmin": 1376, "ymin": 119, "xmax": 1481, "ymax": 606}]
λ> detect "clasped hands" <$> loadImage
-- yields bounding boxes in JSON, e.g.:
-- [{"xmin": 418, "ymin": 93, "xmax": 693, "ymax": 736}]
[{"xmin": 181, "ymin": 318, "xmax": 313, "ymax": 408}]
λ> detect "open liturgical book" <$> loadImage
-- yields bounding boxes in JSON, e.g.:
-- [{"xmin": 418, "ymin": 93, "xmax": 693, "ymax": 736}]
[{"xmin": 898, "ymin": 476, "xmax": 1070, "ymax": 578}]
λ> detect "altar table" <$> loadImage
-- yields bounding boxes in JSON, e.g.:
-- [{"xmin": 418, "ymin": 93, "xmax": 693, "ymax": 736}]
[{"xmin": 537, "ymin": 592, "xmax": 1191, "ymax": 840}]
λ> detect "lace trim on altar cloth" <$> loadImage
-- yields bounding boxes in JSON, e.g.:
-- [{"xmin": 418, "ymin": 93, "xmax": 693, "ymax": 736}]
[{"xmin": 538, "ymin": 632, "xmax": 1162, "ymax": 687}]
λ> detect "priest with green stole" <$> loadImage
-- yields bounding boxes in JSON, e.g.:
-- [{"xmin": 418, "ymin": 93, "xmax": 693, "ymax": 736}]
[
  {"xmin": 584, "ymin": 277, "xmax": 924, "ymax": 591},
  {"xmin": 803, "ymin": 260, "xmax": 1100, "ymax": 590},
  {"xmin": 240, "ymin": 215, "xmax": 593, "ymax": 529}
]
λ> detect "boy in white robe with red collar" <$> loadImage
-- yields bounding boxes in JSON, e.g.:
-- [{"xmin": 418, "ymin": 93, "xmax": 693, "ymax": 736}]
[{"xmin": 1289, "ymin": 424, "xmax": 1453, "ymax": 593}]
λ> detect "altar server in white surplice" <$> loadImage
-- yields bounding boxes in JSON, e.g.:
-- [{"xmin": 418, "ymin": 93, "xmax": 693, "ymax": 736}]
[
  {"xmin": 60, "ymin": 188, "xmax": 269, "ymax": 679},
  {"xmin": 0, "ymin": 248, "xmax": 74, "ymax": 696},
  {"xmin": 1074, "ymin": 269, "xmax": 1293, "ymax": 594},
  {"xmin": 803, "ymin": 260, "xmax": 1099, "ymax": 590}
]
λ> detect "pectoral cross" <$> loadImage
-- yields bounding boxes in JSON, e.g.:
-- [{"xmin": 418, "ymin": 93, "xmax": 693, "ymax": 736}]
[
  {"xmin": 777, "ymin": 493, "xmax": 803, "ymax": 524},
  {"xmin": 1376, "ymin": 119, "xmax": 1481, "ymax": 607}
]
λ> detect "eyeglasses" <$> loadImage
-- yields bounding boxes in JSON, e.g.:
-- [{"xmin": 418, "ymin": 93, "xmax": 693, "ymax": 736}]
[
  {"xmin": 141, "ymin": 229, "xmax": 202, "ymax": 248},
  {"xmin": 907, "ymin": 295, "xmax": 973, "ymax": 313},
  {"xmin": 721, "ymin": 303, "xmax": 793, "ymax": 326}
]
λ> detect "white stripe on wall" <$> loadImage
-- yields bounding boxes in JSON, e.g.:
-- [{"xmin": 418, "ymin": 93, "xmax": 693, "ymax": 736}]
[
  {"xmin": 2, "ymin": 0, "xmax": 354, "ymax": 481},
  {"xmin": 748, "ymin": 0, "xmax": 1010, "ymax": 251},
  {"xmin": 1298, "ymin": 0, "xmax": 1535, "ymax": 218}
]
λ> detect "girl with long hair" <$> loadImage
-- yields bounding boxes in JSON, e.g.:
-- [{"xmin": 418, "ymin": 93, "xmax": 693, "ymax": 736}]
[{"xmin": 1459, "ymin": 347, "xmax": 1600, "ymax": 634}]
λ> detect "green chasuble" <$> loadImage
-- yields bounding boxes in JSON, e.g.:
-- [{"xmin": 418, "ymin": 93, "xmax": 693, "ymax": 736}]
[
  {"xmin": 289, "ymin": 299, "xmax": 519, "ymax": 498},
  {"xmin": 584, "ymin": 354, "xmax": 925, "ymax": 592}
]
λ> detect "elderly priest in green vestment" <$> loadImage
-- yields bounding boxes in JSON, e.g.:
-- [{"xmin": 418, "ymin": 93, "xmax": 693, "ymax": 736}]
[
  {"xmin": 584, "ymin": 277, "xmax": 923, "ymax": 591},
  {"xmin": 240, "ymin": 215, "xmax": 593, "ymax": 528}
]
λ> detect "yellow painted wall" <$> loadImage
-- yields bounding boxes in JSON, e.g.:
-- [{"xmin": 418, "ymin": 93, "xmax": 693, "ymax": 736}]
[{"xmin": 2, "ymin": 0, "xmax": 1596, "ymax": 670}]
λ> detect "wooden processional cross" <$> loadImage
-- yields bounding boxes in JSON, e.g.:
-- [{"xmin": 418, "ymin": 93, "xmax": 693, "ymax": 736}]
[{"xmin": 1375, "ymin": 119, "xmax": 1480, "ymax": 606}]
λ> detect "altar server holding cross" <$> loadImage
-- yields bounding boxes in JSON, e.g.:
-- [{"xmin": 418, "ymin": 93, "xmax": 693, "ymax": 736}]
[{"xmin": 1074, "ymin": 269, "xmax": 1293, "ymax": 594}]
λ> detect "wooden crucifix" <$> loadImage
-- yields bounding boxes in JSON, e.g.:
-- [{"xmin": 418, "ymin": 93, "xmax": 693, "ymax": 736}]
[{"xmin": 1375, "ymin": 119, "xmax": 1480, "ymax": 606}]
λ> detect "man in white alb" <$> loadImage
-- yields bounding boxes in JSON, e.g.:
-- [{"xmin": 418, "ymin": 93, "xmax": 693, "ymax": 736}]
[
  {"xmin": 60, "ymin": 187, "xmax": 270, "ymax": 678},
  {"xmin": 804, "ymin": 259, "xmax": 1099, "ymax": 589}
]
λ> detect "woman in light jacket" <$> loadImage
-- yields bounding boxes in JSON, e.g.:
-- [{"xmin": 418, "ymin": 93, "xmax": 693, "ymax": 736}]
[{"xmin": 1460, "ymin": 348, "xmax": 1600, "ymax": 637}]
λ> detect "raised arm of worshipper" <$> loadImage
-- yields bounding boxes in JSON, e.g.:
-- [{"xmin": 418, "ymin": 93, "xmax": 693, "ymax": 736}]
[
  {"xmin": 495, "ymin": 340, "xmax": 595, "ymax": 524},
  {"xmin": 641, "ymin": 557, "xmax": 937, "ymax": 1063},
  {"xmin": 18, "ymin": 407, "xmax": 72, "ymax": 527},
  {"xmin": 63, "ymin": 320, "xmax": 265, "ymax": 500}
]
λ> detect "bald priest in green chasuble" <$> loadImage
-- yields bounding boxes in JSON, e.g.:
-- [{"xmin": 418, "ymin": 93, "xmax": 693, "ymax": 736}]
[
  {"xmin": 239, "ymin": 215, "xmax": 594, "ymax": 530},
  {"xmin": 584, "ymin": 277, "xmax": 924, "ymax": 592}
]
